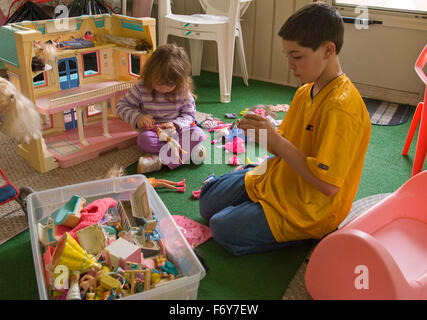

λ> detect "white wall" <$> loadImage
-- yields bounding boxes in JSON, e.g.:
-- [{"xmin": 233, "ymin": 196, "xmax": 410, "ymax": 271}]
[{"xmin": 162, "ymin": 0, "xmax": 426, "ymax": 104}]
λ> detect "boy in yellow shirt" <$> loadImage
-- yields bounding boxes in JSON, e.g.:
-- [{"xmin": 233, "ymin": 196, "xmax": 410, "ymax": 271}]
[{"xmin": 199, "ymin": 2, "xmax": 371, "ymax": 255}]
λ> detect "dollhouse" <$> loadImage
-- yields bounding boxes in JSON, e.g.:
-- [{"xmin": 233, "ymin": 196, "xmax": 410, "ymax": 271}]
[{"xmin": 0, "ymin": 14, "xmax": 156, "ymax": 173}]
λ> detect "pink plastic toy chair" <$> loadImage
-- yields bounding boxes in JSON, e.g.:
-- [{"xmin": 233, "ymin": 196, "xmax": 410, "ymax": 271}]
[
  {"xmin": 305, "ymin": 170, "xmax": 427, "ymax": 300},
  {"xmin": 402, "ymin": 44, "xmax": 427, "ymax": 176}
]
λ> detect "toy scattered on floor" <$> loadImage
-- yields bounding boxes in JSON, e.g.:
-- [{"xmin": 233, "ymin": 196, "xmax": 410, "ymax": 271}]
[
  {"xmin": 199, "ymin": 116, "xmax": 224, "ymax": 130},
  {"xmin": 137, "ymin": 154, "xmax": 163, "ymax": 174},
  {"xmin": 37, "ymin": 182, "xmax": 182, "ymax": 300},
  {"xmin": 192, "ymin": 174, "xmax": 217, "ymax": 200},
  {"xmin": 0, "ymin": 77, "xmax": 42, "ymax": 144},
  {"xmin": 234, "ymin": 156, "xmax": 269, "ymax": 171},
  {"xmin": 148, "ymin": 177, "xmax": 186, "ymax": 193},
  {"xmin": 267, "ymin": 104, "xmax": 289, "ymax": 112},
  {"xmin": 172, "ymin": 215, "xmax": 212, "ymax": 249},
  {"xmin": 224, "ymin": 137, "xmax": 246, "ymax": 154},
  {"xmin": 239, "ymin": 104, "xmax": 284, "ymax": 126},
  {"xmin": 225, "ymin": 113, "xmax": 238, "ymax": 119},
  {"xmin": 228, "ymin": 154, "xmax": 241, "ymax": 166}
]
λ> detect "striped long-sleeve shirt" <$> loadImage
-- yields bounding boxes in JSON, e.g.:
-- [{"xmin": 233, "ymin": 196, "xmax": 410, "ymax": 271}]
[{"xmin": 116, "ymin": 80, "xmax": 196, "ymax": 130}]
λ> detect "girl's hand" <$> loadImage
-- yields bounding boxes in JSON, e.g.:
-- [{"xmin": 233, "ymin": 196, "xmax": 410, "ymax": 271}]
[
  {"xmin": 238, "ymin": 113, "xmax": 282, "ymax": 156},
  {"xmin": 137, "ymin": 115, "xmax": 155, "ymax": 130},
  {"xmin": 159, "ymin": 122, "xmax": 178, "ymax": 133}
]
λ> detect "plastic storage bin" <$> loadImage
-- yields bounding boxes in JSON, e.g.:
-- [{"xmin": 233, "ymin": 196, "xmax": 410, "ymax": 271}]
[{"xmin": 27, "ymin": 175, "xmax": 206, "ymax": 300}]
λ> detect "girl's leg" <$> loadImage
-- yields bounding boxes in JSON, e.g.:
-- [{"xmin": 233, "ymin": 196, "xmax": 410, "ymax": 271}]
[
  {"xmin": 138, "ymin": 130, "xmax": 184, "ymax": 169},
  {"xmin": 137, "ymin": 130, "xmax": 164, "ymax": 154},
  {"xmin": 167, "ymin": 125, "xmax": 207, "ymax": 170}
]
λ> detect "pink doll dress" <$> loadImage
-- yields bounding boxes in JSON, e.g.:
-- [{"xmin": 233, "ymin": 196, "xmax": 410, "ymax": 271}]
[{"xmin": 172, "ymin": 215, "xmax": 212, "ymax": 248}]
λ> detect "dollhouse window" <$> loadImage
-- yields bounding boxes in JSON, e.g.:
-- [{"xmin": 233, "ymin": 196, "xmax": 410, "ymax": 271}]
[
  {"xmin": 33, "ymin": 72, "xmax": 47, "ymax": 88},
  {"xmin": 82, "ymin": 51, "xmax": 100, "ymax": 77},
  {"xmin": 129, "ymin": 54, "xmax": 141, "ymax": 77}
]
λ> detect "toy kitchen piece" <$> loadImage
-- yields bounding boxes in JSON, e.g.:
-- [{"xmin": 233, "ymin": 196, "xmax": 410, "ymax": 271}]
[
  {"xmin": 117, "ymin": 181, "xmax": 161, "ymax": 256},
  {"xmin": 0, "ymin": 14, "xmax": 156, "ymax": 173}
]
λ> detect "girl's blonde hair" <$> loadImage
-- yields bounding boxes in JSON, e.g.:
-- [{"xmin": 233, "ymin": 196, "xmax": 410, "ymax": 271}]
[{"xmin": 141, "ymin": 43, "xmax": 196, "ymax": 101}]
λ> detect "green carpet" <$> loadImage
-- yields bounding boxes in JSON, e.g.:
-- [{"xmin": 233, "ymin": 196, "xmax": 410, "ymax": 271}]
[{"xmin": 0, "ymin": 71, "xmax": 424, "ymax": 300}]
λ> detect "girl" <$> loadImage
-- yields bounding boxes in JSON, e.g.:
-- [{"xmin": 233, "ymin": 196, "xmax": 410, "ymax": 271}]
[{"xmin": 116, "ymin": 44, "xmax": 206, "ymax": 171}]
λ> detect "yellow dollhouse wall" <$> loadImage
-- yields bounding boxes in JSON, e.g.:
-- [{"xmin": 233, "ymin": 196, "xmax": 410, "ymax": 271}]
[
  {"xmin": 15, "ymin": 14, "xmax": 156, "ymax": 100},
  {"xmin": 0, "ymin": 14, "xmax": 156, "ymax": 173}
]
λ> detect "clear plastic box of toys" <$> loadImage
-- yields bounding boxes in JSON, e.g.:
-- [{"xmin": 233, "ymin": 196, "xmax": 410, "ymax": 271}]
[{"xmin": 27, "ymin": 175, "xmax": 205, "ymax": 300}]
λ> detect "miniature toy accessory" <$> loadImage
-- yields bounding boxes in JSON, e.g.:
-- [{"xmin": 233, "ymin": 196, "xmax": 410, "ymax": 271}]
[
  {"xmin": 225, "ymin": 113, "xmax": 238, "ymax": 119},
  {"xmin": 305, "ymin": 170, "xmax": 427, "ymax": 299},
  {"xmin": 191, "ymin": 144, "xmax": 207, "ymax": 165},
  {"xmin": 51, "ymin": 195, "xmax": 86, "ymax": 228},
  {"xmin": 66, "ymin": 271, "xmax": 82, "ymax": 300},
  {"xmin": 55, "ymin": 197, "xmax": 117, "ymax": 240}
]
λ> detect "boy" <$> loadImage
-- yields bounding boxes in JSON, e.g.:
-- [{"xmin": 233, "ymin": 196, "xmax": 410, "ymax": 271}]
[{"xmin": 199, "ymin": 2, "xmax": 371, "ymax": 255}]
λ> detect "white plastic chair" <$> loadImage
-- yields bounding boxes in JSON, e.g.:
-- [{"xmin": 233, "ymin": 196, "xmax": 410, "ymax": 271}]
[{"xmin": 158, "ymin": 0, "xmax": 253, "ymax": 103}]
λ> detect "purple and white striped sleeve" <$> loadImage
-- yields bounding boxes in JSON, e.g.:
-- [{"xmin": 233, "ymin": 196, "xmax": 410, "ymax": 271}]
[
  {"xmin": 173, "ymin": 94, "xmax": 196, "ymax": 130},
  {"xmin": 116, "ymin": 82, "xmax": 145, "ymax": 129}
]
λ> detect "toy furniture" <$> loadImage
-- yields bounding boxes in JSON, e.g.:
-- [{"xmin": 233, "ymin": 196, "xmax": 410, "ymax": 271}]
[
  {"xmin": 158, "ymin": 0, "xmax": 253, "ymax": 103},
  {"xmin": 402, "ymin": 44, "xmax": 427, "ymax": 176},
  {"xmin": 104, "ymin": 237, "xmax": 143, "ymax": 269},
  {"xmin": 305, "ymin": 170, "xmax": 427, "ymax": 300},
  {"xmin": 51, "ymin": 195, "xmax": 86, "ymax": 228},
  {"xmin": 0, "ymin": 14, "xmax": 156, "ymax": 173}
]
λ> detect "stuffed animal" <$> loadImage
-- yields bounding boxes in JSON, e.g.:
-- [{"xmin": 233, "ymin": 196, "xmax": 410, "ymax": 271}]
[{"xmin": 0, "ymin": 77, "xmax": 42, "ymax": 144}]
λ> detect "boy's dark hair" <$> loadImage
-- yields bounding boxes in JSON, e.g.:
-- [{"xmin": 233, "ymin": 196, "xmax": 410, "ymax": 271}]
[{"xmin": 278, "ymin": 2, "xmax": 344, "ymax": 54}]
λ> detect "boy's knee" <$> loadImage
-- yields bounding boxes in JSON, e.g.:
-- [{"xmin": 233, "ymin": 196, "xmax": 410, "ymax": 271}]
[
  {"xmin": 209, "ymin": 215, "xmax": 242, "ymax": 256},
  {"xmin": 209, "ymin": 214, "xmax": 227, "ymax": 242}
]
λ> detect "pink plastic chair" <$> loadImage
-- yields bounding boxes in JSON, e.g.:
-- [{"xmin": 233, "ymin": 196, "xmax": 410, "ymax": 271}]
[
  {"xmin": 402, "ymin": 45, "xmax": 427, "ymax": 176},
  {"xmin": 305, "ymin": 170, "xmax": 427, "ymax": 299}
]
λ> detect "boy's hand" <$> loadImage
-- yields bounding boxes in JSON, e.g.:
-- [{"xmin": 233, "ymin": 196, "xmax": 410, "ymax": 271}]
[
  {"xmin": 137, "ymin": 115, "xmax": 155, "ymax": 130},
  {"xmin": 238, "ymin": 113, "xmax": 282, "ymax": 155}
]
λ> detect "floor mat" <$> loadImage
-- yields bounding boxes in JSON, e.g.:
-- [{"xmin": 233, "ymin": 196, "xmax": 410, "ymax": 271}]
[
  {"xmin": 47, "ymin": 139, "xmax": 81, "ymax": 156},
  {"xmin": 364, "ymin": 98, "xmax": 412, "ymax": 126}
]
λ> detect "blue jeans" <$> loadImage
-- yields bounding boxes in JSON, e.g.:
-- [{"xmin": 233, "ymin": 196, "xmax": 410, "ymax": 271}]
[{"xmin": 199, "ymin": 166, "xmax": 306, "ymax": 255}]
